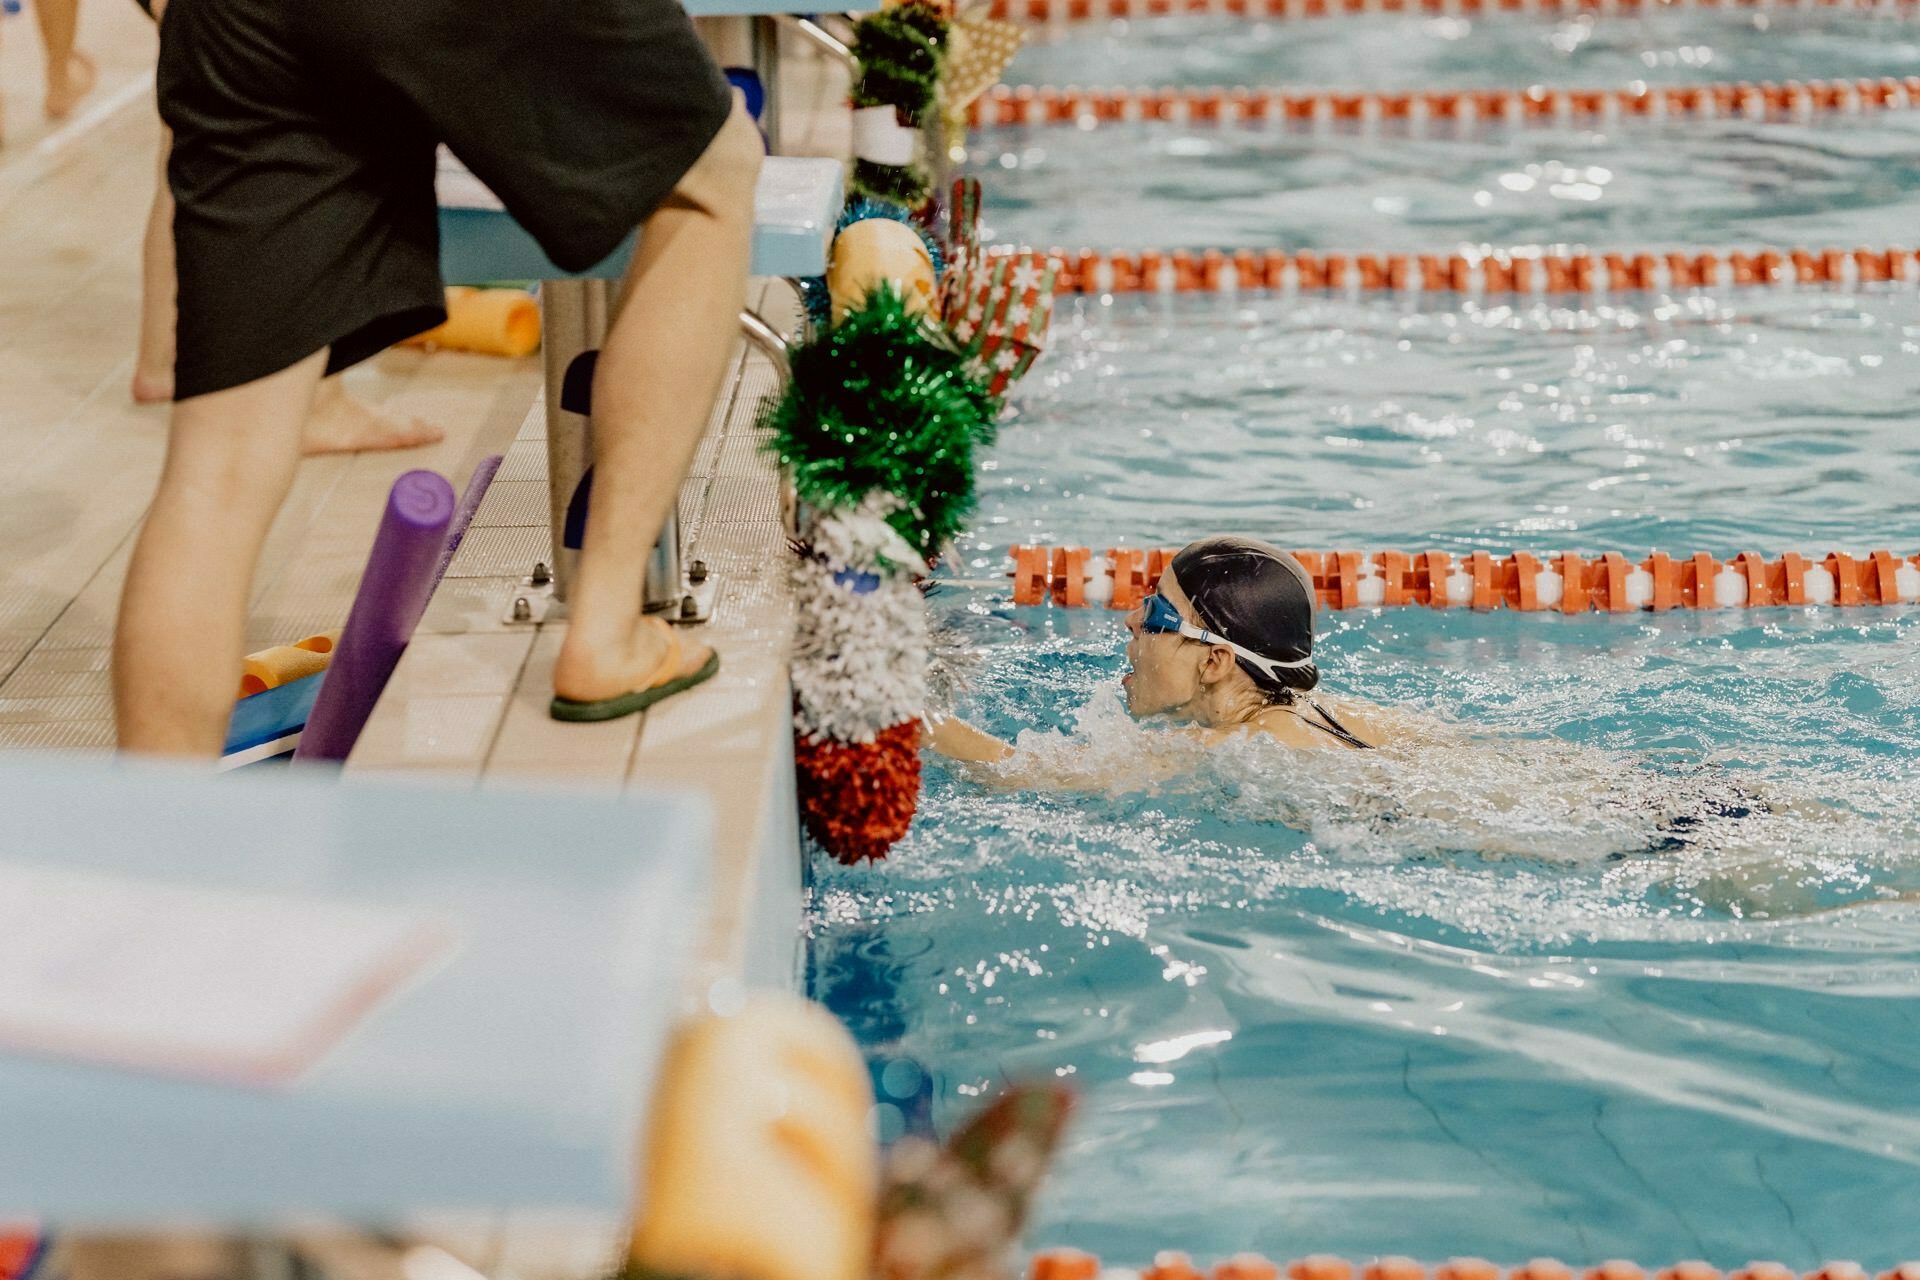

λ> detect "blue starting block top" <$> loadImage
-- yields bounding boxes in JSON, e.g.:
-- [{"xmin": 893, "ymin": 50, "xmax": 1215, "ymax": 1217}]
[
  {"xmin": 438, "ymin": 154, "xmax": 843, "ymax": 285},
  {"xmin": 0, "ymin": 759, "xmax": 709, "ymax": 1224}
]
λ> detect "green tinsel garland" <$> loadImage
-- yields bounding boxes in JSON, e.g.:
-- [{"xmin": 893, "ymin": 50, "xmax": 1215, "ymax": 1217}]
[
  {"xmin": 848, "ymin": 1, "xmax": 950, "ymax": 208},
  {"xmin": 850, "ymin": 2, "xmax": 948, "ymax": 124},
  {"xmin": 851, "ymin": 157, "xmax": 932, "ymax": 208},
  {"xmin": 762, "ymin": 286, "xmax": 998, "ymax": 558}
]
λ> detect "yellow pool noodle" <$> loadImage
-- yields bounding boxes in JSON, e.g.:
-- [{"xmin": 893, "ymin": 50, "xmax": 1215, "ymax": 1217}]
[
  {"xmin": 631, "ymin": 996, "xmax": 876, "ymax": 1280},
  {"xmin": 401, "ymin": 287, "xmax": 541, "ymax": 357},
  {"xmin": 237, "ymin": 646, "xmax": 331, "ymax": 698}
]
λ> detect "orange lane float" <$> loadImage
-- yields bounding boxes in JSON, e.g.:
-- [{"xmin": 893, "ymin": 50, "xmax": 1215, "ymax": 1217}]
[
  {"xmin": 986, "ymin": 0, "xmax": 1919, "ymax": 21},
  {"xmin": 1028, "ymin": 1253, "xmax": 1920, "ymax": 1280},
  {"xmin": 992, "ymin": 243, "xmax": 1920, "ymax": 296},
  {"xmin": 969, "ymin": 78, "xmax": 1920, "ymax": 128},
  {"xmin": 1006, "ymin": 544, "xmax": 1920, "ymax": 611}
]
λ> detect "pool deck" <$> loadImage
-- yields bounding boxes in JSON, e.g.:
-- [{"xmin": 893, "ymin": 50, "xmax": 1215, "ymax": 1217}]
[
  {"xmin": 347, "ymin": 279, "xmax": 804, "ymax": 991},
  {"xmin": 0, "ymin": 9, "xmax": 850, "ymax": 1273}
]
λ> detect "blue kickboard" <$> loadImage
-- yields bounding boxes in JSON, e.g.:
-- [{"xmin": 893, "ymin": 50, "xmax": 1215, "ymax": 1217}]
[
  {"xmin": 223, "ymin": 671, "xmax": 324, "ymax": 760},
  {"xmin": 439, "ymin": 155, "xmax": 844, "ymax": 285},
  {"xmin": 0, "ymin": 758, "xmax": 710, "ymax": 1225}
]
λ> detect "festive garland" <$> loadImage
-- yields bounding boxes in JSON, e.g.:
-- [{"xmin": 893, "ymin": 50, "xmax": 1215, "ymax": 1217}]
[
  {"xmin": 847, "ymin": 3, "xmax": 1028, "ymax": 207},
  {"xmin": 850, "ymin": 1, "xmax": 951, "ymax": 207},
  {"xmin": 804, "ymin": 7, "xmax": 1019, "ymax": 325},
  {"xmin": 770, "ymin": 183, "xmax": 1061, "ymax": 863},
  {"xmin": 802, "ymin": 199, "xmax": 950, "ymax": 332},
  {"xmin": 768, "ymin": 289, "xmax": 996, "ymax": 558}
]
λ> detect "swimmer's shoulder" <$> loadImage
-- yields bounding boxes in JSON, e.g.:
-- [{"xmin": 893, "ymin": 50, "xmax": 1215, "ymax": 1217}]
[
  {"xmin": 1306, "ymin": 696, "xmax": 1389, "ymax": 748},
  {"xmin": 1214, "ymin": 699, "xmax": 1381, "ymax": 750}
]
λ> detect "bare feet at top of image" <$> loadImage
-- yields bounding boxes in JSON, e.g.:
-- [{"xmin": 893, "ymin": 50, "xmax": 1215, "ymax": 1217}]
[
  {"xmin": 552, "ymin": 616, "xmax": 715, "ymax": 705},
  {"xmin": 133, "ymin": 369, "xmax": 444, "ymax": 453},
  {"xmin": 44, "ymin": 50, "xmax": 97, "ymax": 120},
  {"xmin": 300, "ymin": 378, "xmax": 445, "ymax": 454}
]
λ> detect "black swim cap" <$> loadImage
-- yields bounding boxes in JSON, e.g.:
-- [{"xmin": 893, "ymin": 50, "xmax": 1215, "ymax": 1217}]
[{"xmin": 1168, "ymin": 535, "xmax": 1319, "ymax": 700}]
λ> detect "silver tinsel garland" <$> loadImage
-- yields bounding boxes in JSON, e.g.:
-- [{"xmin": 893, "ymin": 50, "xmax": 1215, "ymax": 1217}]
[{"xmin": 791, "ymin": 498, "xmax": 930, "ymax": 744}]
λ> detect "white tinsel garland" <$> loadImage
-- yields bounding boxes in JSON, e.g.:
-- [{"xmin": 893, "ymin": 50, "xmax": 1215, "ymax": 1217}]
[
  {"xmin": 791, "ymin": 500, "xmax": 930, "ymax": 744},
  {"xmin": 808, "ymin": 493, "xmax": 922, "ymax": 574}
]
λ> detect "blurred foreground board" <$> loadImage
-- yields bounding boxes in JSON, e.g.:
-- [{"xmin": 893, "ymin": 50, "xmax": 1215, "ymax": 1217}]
[
  {"xmin": 0, "ymin": 862, "xmax": 449, "ymax": 1086},
  {"xmin": 0, "ymin": 760, "xmax": 709, "ymax": 1227}
]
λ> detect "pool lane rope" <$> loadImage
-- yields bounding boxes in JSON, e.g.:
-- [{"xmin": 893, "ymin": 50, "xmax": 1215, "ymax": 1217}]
[
  {"xmin": 987, "ymin": 0, "xmax": 1920, "ymax": 22},
  {"xmin": 1005, "ymin": 544, "xmax": 1920, "ymax": 610},
  {"xmin": 986, "ymin": 242, "xmax": 1920, "ymax": 294},
  {"xmin": 1027, "ymin": 1251, "xmax": 1920, "ymax": 1280},
  {"xmin": 968, "ymin": 76, "xmax": 1920, "ymax": 127}
]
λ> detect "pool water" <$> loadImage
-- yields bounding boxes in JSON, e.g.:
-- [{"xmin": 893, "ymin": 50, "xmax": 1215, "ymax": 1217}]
[
  {"xmin": 807, "ymin": 7, "xmax": 1920, "ymax": 1270},
  {"xmin": 1002, "ymin": 10, "xmax": 1920, "ymax": 93},
  {"xmin": 970, "ymin": 16, "xmax": 1920, "ymax": 250}
]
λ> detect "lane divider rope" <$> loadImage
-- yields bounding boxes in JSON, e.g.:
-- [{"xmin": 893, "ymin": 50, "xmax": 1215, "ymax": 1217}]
[
  {"xmin": 986, "ymin": 0, "xmax": 1920, "ymax": 23},
  {"xmin": 1028, "ymin": 1253, "xmax": 1920, "ymax": 1280},
  {"xmin": 1003, "ymin": 544, "xmax": 1920, "ymax": 610},
  {"xmin": 969, "ymin": 77, "xmax": 1920, "ymax": 127},
  {"xmin": 985, "ymin": 242, "xmax": 1920, "ymax": 294}
]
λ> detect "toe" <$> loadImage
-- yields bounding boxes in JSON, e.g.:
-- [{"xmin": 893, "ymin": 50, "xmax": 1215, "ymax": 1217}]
[{"xmin": 676, "ymin": 639, "xmax": 716, "ymax": 682}]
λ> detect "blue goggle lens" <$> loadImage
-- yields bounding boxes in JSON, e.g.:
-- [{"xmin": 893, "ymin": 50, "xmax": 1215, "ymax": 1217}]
[{"xmin": 1142, "ymin": 593, "xmax": 1185, "ymax": 634}]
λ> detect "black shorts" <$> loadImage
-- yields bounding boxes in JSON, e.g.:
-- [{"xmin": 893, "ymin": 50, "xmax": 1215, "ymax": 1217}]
[{"xmin": 157, "ymin": 0, "xmax": 734, "ymax": 400}]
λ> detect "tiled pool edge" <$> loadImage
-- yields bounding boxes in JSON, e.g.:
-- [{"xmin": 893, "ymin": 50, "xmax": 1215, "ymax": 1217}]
[{"xmin": 348, "ymin": 279, "xmax": 805, "ymax": 998}]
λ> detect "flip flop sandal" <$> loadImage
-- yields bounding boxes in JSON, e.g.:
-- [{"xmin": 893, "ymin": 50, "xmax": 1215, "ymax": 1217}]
[{"xmin": 549, "ymin": 619, "xmax": 720, "ymax": 723}]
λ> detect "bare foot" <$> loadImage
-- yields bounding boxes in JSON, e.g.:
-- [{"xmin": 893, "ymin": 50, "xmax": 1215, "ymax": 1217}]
[
  {"xmin": 131, "ymin": 364, "xmax": 174, "ymax": 404},
  {"xmin": 553, "ymin": 616, "xmax": 714, "ymax": 704},
  {"xmin": 300, "ymin": 379, "xmax": 445, "ymax": 455},
  {"xmin": 45, "ymin": 51, "xmax": 97, "ymax": 121}
]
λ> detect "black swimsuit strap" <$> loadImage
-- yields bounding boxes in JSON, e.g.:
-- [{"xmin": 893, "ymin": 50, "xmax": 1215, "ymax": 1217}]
[{"xmin": 1298, "ymin": 699, "xmax": 1373, "ymax": 750}]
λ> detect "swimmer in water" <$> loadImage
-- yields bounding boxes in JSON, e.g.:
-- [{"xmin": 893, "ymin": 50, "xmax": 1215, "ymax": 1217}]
[
  {"xmin": 924, "ymin": 540, "xmax": 1920, "ymax": 917},
  {"xmin": 929, "ymin": 535, "xmax": 1386, "ymax": 764}
]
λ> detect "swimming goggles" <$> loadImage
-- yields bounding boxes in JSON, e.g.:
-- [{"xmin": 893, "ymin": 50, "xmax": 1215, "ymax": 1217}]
[{"xmin": 1140, "ymin": 591, "xmax": 1313, "ymax": 682}]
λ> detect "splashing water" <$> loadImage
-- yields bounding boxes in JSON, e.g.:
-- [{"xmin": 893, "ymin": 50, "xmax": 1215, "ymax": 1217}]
[{"xmin": 815, "ymin": 12, "xmax": 1920, "ymax": 1268}]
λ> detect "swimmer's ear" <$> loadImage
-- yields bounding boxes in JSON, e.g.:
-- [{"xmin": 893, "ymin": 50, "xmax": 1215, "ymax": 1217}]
[{"xmin": 1198, "ymin": 644, "xmax": 1237, "ymax": 685}]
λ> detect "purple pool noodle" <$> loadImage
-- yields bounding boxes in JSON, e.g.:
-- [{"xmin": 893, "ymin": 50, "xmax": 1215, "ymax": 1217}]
[
  {"xmin": 433, "ymin": 454, "xmax": 503, "ymax": 589},
  {"xmin": 295, "ymin": 470, "xmax": 457, "ymax": 764}
]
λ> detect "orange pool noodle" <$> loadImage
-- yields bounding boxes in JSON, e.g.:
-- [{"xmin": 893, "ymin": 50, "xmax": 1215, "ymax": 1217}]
[
  {"xmin": 237, "ymin": 645, "xmax": 330, "ymax": 698},
  {"xmin": 236, "ymin": 630, "xmax": 339, "ymax": 697},
  {"xmin": 402, "ymin": 287, "xmax": 541, "ymax": 357}
]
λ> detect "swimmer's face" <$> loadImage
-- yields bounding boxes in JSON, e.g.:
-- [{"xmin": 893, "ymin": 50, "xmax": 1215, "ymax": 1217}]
[{"xmin": 1122, "ymin": 569, "xmax": 1208, "ymax": 718}]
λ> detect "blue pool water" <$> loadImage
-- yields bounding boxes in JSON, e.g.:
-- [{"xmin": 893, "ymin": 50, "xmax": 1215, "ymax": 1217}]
[
  {"xmin": 808, "ymin": 8, "xmax": 1920, "ymax": 1270},
  {"xmin": 970, "ymin": 15, "xmax": 1920, "ymax": 250}
]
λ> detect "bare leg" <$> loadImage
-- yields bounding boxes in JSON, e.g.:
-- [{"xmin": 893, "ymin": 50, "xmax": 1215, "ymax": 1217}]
[
  {"xmin": 135, "ymin": 129, "xmax": 444, "ymax": 450},
  {"xmin": 36, "ymin": 0, "xmax": 95, "ymax": 119},
  {"xmin": 552, "ymin": 100, "xmax": 762, "ymax": 703},
  {"xmin": 114, "ymin": 350, "xmax": 327, "ymax": 757},
  {"xmin": 133, "ymin": 127, "xmax": 178, "ymax": 404}
]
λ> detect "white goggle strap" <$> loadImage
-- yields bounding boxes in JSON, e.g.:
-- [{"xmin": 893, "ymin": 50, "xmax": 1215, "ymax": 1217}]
[{"xmin": 1176, "ymin": 621, "xmax": 1314, "ymax": 680}]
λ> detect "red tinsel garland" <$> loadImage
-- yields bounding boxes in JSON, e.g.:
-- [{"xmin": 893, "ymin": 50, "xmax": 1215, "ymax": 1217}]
[{"xmin": 795, "ymin": 720, "xmax": 923, "ymax": 864}]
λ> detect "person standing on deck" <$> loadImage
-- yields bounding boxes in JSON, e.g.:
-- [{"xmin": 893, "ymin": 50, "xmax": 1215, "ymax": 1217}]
[
  {"xmin": 115, "ymin": 0, "xmax": 759, "ymax": 754},
  {"xmin": 0, "ymin": 0, "xmax": 95, "ymax": 137},
  {"xmin": 128, "ymin": 0, "xmax": 446, "ymax": 449}
]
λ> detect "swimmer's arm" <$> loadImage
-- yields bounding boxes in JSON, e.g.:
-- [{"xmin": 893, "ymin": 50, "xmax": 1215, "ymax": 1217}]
[
  {"xmin": 925, "ymin": 715, "xmax": 1201, "ymax": 792},
  {"xmin": 924, "ymin": 714, "xmax": 1016, "ymax": 763}
]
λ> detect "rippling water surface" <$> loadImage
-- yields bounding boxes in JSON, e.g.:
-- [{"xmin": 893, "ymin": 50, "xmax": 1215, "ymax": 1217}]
[
  {"xmin": 809, "ymin": 10, "xmax": 1920, "ymax": 1270},
  {"xmin": 971, "ymin": 16, "xmax": 1920, "ymax": 249}
]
